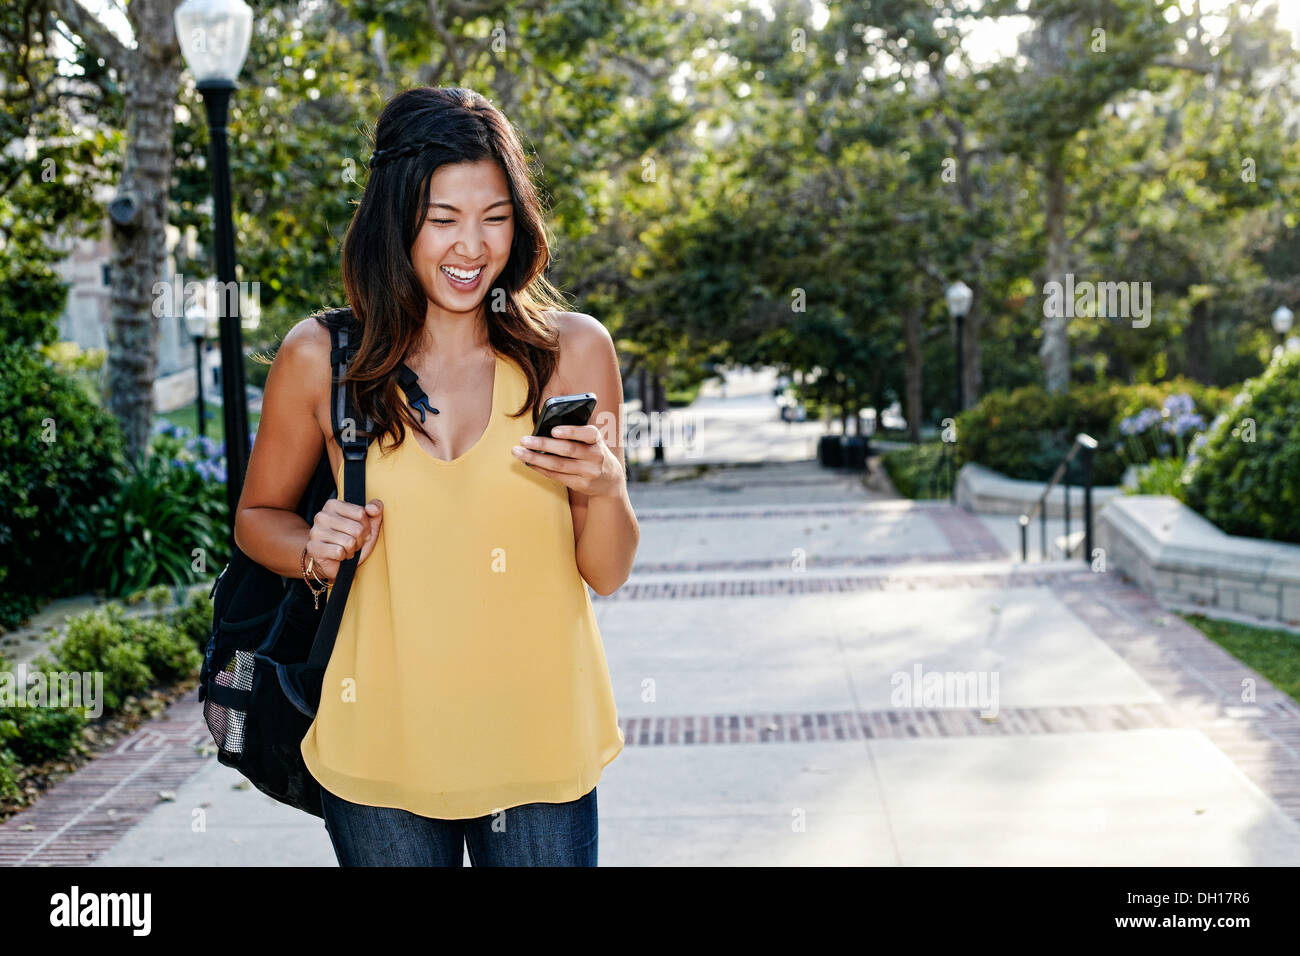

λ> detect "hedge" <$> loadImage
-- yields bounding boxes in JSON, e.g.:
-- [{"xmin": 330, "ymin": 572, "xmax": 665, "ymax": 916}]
[
  {"xmin": 1184, "ymin": 351, "xmax": 1300, "ymax": 543},
  {"xmin": 954, "ymin": 379, "xmax": 1230, "ymax": 486}
]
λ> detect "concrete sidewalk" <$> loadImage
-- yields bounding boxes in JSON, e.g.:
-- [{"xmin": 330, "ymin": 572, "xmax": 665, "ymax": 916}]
[{"xmin": 5, "ymin": 368, "xmax": 1300, "ymax": 865}]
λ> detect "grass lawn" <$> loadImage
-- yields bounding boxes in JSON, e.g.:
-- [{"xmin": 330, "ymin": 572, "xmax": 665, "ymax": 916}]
[
  {"xmin": 1179, "ymin": 612, "xmax": 1300, "ymax": 706},
  {"xmin": 158, "ymin": 402, "xmax": 260, "ymax": 443}
]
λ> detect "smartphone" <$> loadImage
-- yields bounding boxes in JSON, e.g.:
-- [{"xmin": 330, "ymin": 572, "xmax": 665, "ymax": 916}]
[{"xmin": 533, "ymin": 392, "xmax": 597, "ymax": 443}]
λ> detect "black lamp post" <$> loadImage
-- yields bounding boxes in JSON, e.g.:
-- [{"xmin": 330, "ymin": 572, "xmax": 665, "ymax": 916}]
[
  {"xmin": 184, "ymin": 299, "xmax": 209, "ymax": 438},
  {"xmin": 1272, "ymin": 305, "xmax": 1294, "ymax": 359},
  {"xmin": 946, "ymin": 280, "xmax": 973, "ymax": 414},
  {"xmin": 175, "ymin": 0, "xmax": 254, "ymax": 536}
]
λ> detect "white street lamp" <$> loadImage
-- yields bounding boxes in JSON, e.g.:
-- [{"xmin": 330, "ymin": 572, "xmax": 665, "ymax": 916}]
[
  {"xmin": 175, "ymin": 0, "xmax": 254, "ymax": 84},
  {"xmin": 175, "ymin": 0, "xmax": 254, "ymax": 530},
  {"xmin": 946, "ymin": 281, "xmax": 973, "ymax": 319},
  {"xmin": 1272, "ymin": 304, "xmax": 1294, "ymax": 337}
]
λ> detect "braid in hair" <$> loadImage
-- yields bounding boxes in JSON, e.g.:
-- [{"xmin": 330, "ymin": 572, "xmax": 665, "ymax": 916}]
[{"xmin": 367, "ymin": 140, "xmax": 439, "ymax": 169}]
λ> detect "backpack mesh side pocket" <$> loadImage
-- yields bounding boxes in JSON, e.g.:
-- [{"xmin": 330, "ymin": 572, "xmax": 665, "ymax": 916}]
[{"xmin": 204, "ymin": 650, "xmax": 256, "ymax": 754}]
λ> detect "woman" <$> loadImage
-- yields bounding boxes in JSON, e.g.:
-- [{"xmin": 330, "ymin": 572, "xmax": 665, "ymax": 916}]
[{"xmin": 234, "ymin": 86, "xmax": 637, "ymax": 866}]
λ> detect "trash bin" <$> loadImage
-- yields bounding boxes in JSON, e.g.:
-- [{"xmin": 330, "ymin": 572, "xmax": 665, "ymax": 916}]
[
  {"xmin": 818, "ymin": 434, "xmax": 842, "ymax": 467},
  {"xmin": 840, "ymin": 436, "xmax": 868, "ymax": 470}
]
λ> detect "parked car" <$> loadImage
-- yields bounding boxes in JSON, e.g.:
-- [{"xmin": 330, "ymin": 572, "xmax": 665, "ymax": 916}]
[{"xmin": 776, "ymin": 392, "xmax": 807, "ymax": 422}]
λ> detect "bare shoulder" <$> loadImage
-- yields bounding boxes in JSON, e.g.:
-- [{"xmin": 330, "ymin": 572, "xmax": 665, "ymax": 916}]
[
  {"xmin": 281, "ymin": 313, "xmax": 334, "ymax": 362},
  {"xmin": 544, "ymin": 311, "xmax": 616, "ymax": 396},
  {"xmin": 548, "ymin": 310, "xmax": 613, "ymax": 351},
  {"xmin": 270, "ymin": 315, "xmax": 335, "ymax": 419}
]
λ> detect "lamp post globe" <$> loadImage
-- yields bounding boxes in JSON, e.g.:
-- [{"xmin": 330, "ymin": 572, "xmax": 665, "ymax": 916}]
[
  {"xmin": 946, "ymin": 281, "xmax": 973, "ymax": 413},
  {"xmin": 175, "ymin": 0, "xmax": 254, "ymax": 534},
  {"xmin": 1272, "ymin": 304, "xmax": 1294, "ymax": 337},
  {"xmin": 175, "ymin": 0, "xmax": 253, "ymax": 85}
]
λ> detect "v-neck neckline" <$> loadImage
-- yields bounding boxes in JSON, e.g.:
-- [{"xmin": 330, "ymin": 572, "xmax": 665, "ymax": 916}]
[{"xmin": 401, "ymin": 351, "xmax": 502, "ymax": 467}]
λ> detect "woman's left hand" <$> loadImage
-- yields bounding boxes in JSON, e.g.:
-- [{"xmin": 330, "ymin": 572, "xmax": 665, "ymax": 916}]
[{"xmin": 512, "ymin": 424, "xmax": 625, "ymax": 498}]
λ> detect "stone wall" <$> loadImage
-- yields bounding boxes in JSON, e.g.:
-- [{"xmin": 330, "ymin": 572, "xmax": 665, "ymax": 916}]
[
  {"xmin": 955, "ymin": 462, "xmax": 1122, "ymax": 518},
  {"xmin": 1097, "ymin": 495, "xmax": 1300, "ymax": 627}
]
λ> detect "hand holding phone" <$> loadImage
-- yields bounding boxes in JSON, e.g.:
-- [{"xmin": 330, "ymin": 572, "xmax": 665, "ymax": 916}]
[
  {"xmin": 516, "ymin": 391, "xmax": 625, "ymax": 499},
  {"xmin": 532, "ymin": 392, "xmax": 597, "ymax": 445}
]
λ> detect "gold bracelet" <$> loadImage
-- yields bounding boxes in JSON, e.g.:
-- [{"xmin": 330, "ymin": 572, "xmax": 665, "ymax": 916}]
[
  {"xmin": 307, "ymin": 560, "xmax": 330, "ymax": 587},
  {"xmin": 301, "ymin": 546, "xmax": 327, "ymax": 608}
]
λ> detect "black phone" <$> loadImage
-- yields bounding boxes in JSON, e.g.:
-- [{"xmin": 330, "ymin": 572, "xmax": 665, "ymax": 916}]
[{"xmin": 533, "ymin": 392, "xmax": 597, "ymax": 443}]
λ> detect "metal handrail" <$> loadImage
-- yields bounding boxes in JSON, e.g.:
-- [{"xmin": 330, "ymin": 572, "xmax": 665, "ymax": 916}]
[{"xmin": 1018, "ymin": 433, "xmax": 1098, "ymax": 562}]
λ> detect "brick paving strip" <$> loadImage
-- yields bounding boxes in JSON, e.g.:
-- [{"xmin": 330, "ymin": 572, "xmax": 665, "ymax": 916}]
[
  {"xmin": 633, "ymin": 501, "xmax": 961, "ymax": 521},
  {"xmin": 5, "ymin": 508, "xmax": 1299, "ymax": 860},
  {"xmin": 633, "ymin": 550, "xmax": 1007, "ymax": 574},
  {"xmin": 0, "ymin": 707, "xmax": 211, "ymax": 865},
  {"xmin": 618, "ymin": 699, "xmax": 1300, "ymax": 745},
  {"xmin": 602, "ymin": 567, "xmax": 1098, "ymax": 599}
]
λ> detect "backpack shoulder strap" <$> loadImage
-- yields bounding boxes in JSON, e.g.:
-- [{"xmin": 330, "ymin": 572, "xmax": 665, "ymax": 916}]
[
  {"xmin": 327, "ymin": 313, "xmax": 437, "ymax": 424},
  {"xmin": 306, "ymin": 318, "xmax": 372, "ymax": 675},
  {"xmin": 395, "ymin": 363, "xmax": 440, "ymax": 421},
  {"xmin": 294, "ymin": 308, "xmax": 440, "ymax": 710}
]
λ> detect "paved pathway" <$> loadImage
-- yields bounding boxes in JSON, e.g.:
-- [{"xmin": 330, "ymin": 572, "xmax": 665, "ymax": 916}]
[{"xmin": 4, "ymin": 369, "xmax": 1300, "ymax": 865}]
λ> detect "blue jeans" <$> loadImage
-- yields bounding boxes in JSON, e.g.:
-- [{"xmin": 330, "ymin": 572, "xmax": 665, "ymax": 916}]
[{"xmin": 320, "ymin": 785, "xmax": 598, "ymax": 866}]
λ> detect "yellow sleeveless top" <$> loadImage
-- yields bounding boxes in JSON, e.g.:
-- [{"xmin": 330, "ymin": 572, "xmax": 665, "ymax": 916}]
[{"xmin": 299, "ymin": 350, "xmax": 625, "ymax": 819}]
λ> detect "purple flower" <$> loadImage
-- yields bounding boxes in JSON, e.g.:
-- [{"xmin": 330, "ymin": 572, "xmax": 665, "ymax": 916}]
[
  {"xmin": 1173, "ymin": 412, "xmax": 1205, "ymax": 436},
  {"xmin": 1162, "ymin": 392, "xmax": 1195, "ymax": 418},
  {"xmin": 1125, "ymin": 407, "xmax": 1162, "ymax": 435}
]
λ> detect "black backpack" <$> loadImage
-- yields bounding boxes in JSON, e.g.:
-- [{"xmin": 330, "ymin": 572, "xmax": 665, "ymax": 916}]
[{"xmin": 198, "ymin": 308, "xmax": 436, "ymax": 817}]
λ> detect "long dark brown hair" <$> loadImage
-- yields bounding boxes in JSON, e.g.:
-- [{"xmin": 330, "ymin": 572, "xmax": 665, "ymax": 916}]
[{"xmin": 314, "ymin": 86, "xmax": 570, "ymax": 451}]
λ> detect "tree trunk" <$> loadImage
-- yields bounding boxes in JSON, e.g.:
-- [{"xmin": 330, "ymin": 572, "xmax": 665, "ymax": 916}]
[
  {"xmin": 1040, "ymin": 147, "xmax": 1071, "ymax": 394},
  {"xmin": 104, "ymin": 0, "xmax": 182, "ymax": 462}
]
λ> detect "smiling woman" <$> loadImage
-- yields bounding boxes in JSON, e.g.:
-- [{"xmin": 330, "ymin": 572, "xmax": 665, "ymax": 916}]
[
  {"xmin": 408, "ymin": 160, "xmax": 514, "ymax": 339},
  {"xmin": 231, "ymin": 86, "xmax": 638, "ymax": 868}
]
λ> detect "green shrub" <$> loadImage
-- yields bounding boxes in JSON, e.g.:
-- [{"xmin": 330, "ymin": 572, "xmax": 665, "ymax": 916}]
[
  {"xmin": 0, "ymin": 656, "xmax": 19, "ymax": 794},
  {"xmin": 4, "ymin": 705, "xmax": 87, "ymax": 765},
  {"xmin": 882, "ymin": 443, "xmax": 951, "ymax": 499},
  {"xmin": 0, "ymin": 748, "xmax": 18, "ymax": 800},
  {"xmin": 1128, "ymin": 458, "xmax": 1188, "ymax": 497},
  {"xmin": 135, "ymin": 615, "xmax": 203, "ymax": 685},
  {"xmin": 171, "ymin": 587, "xmax": 217, "ymax": 652},
  {"xmin": 51, "ymin": 602, "xmax": 203, "ymax": 713},
  {"xmin": 1120, "ymin": 381, "xmax": 1230, "ymax": 421},
  {"xmin": 52, "ymin": 605, "xmax": 153, "ymax": 712},
  {"xmin": 0, "ymin": 649, "xmax": 85, "ymax": 770},
  {"xmin": 1184, "ymin": 351, "xmax": 1300, "ymax": 543},
  {"xmin": 124, "ymin": 584, "xmax": 174, "ymax": 609},
  {"xmin": 68, "ymin": 447, "xmax": 227, "ymax": 598},
  {"xmin": 955, "ymin": 379, "xmax": 1229, "ymax": 486},
  {"xmin": 0, "ymin": 341, "xmax": 125, "ymax": 628}
]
